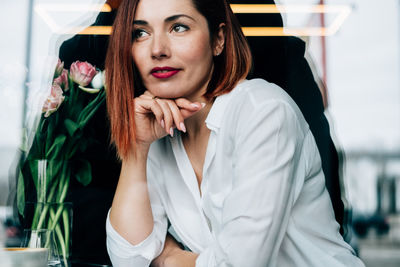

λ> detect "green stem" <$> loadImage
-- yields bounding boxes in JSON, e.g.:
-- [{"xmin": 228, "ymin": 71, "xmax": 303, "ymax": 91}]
[
  {"xmin": 33, "ymin": 180, "xmax": 58, "ymax": 229},
  {"xmin": 58, "ymin": 169, "xmax": 70, "ymax": 203},
  {"xmin": 62, "ymin": 209, "xmax": 70, "ymax": 256},
  {"xmin": 44, "ymin": 212, "xmax": 53, "ymax": 249},
  {"xmin": 49, "ymin": 171, "xmax": 69, "ymax": 230},
  {"xmin": 31, "ymin": 205, "xmax": 41, "ymax": 230},
  {"xmin": 50, "ymin": 208, "xmax": 68, "ymax": 264}
]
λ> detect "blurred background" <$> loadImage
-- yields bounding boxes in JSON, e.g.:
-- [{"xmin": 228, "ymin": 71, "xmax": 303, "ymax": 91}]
[{"xmin": 0, "ymin": 0, "xmax": 399, "ymax": 266}]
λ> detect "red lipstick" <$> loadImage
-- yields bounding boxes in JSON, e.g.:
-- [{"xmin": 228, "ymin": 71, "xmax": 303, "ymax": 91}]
[{"xmin": 151, "ymin": 67, "xmax": 180, "ymax": 79}]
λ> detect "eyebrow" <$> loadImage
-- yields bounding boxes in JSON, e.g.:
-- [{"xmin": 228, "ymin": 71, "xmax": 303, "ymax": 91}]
[{"xmin": 133, "ymin": 14, "xmax": 196, "ymax": 25}]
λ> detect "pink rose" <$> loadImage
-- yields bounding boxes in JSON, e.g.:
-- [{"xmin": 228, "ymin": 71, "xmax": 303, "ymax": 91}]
[
  {"xmin": 42, "ymin": 83, "xmax": 65, "ymax": 117},
  {"xmin": 54, "ymin": 59, "xmax": 64, "ymax": 77},
  {"xmin": 53, "ymin": 69, "xmax": 69, "ymax": 91},
  {"xmin": 70, "ymin": 61, "xmax": 97, "ymax": 86}
]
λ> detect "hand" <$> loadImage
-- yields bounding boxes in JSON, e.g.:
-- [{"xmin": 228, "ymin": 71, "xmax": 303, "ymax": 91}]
[
  {"xmin": 163, "ymin": 249, "xmax": 198, "ymax": 267},
  {"xmin": 133, "ymin": 91, "xmax": 204, "ymax": 147},
  {"xmin": 151, "ymin": 234, "xmax": 198, "ymax": 267},
  {"xmin": 151, "ymin": 234, "xmax": 181, "ymax": 267}
]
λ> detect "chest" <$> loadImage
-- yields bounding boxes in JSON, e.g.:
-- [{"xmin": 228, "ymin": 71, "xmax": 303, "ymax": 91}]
[
  {"xmin": 162, "ymin": 133, "xmax": 234, "ymax": 248},
  {"xmin": 182, "ymin": 132, "xmax": 210, "ymax": 193}
]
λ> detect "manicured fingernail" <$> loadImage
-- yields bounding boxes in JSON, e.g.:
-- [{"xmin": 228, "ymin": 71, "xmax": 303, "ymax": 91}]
[
  {"xmin": 169, "ymin": 127, "xmax": 174, "ymax": 137},
  {"xmin": 180, "ymin": 122, "xmax": 186, "ymax": 133},
  {"xmin": 161, "ymin": 119, "xmax": 165, "ymax": 128},
  {"xmin": 191, "ymin": 103, "xmax": 200, "ymax": 108},
  {"xmin": 201, "ymin": 103, "xmax": 206, "ymax": 108}
]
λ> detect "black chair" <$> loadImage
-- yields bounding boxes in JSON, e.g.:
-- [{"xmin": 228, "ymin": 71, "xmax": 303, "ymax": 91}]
[{"xmin": 232, "ymin": 0, "xmax": 345, "ymax": 234}]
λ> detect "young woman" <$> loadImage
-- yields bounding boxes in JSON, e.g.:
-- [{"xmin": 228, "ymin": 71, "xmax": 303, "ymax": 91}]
[{"xmin": 105, "ymin": 0, "xmax": 364, "ymax": 266}]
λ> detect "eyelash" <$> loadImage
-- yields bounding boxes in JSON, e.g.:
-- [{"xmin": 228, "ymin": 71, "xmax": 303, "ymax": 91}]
[
  {"xmin": 132, "ymin": 23, "xmax": 190, "ymax": 40},
  {"xmin": 171, "ymin": 23, "xmax": 190, "ymax": 33},
  {"xmin": 132, "ymin": 29, "xmax": 149, "ymax": 40}
]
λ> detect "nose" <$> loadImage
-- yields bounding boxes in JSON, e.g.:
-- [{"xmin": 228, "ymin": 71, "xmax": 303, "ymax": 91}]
[{"xmin": 151, "ymin": 32, "xmax": 170, "ymax": 60}]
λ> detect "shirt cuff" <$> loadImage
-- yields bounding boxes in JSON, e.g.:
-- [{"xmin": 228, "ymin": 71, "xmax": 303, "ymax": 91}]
[{"xmin": 106, "ymin": 209, "xmax": 161, "ymax": 262}]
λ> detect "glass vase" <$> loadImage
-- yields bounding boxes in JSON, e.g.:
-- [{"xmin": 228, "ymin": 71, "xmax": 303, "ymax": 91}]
[{"xmin": 24, "ymin": 202, "xmax": 73, "ymax": 266}]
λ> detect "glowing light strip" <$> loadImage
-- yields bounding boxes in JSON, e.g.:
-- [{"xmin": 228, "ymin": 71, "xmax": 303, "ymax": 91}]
[
  {"xmin": 325, "ymin": 5, "xmax": 352, "ymax": 36},
  {"xmin": 230, "ymin": 4, "xmax": 349, "ymax": 14},
  {"xmin": 242, "ymin": 27, "xmax": 331, "ymax": 37},
  {"xmin": 34, "ymin": 3, "xmax": 111, "ymax": 33},
  {"xmin": 232, "ymin": 4, "xmax": 352, "ymax": 36},
  {"xmin": 35, "ymin": 3, "xmax": 111, "ymax": 12},
  {"xmin": 34, "ymin": 3, "xmax": 351, "ymax": 36}
]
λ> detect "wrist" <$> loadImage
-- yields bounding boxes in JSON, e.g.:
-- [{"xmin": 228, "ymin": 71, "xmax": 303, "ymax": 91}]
[
  {"xmin": 163, "ymin": 250, "xmax": 198, "ymax": 267},
  {"xmin": 127, "ymin": 142, "xmax": 150, "ymax": 160},
  {"xmin": 121, "ymin": 143, "xmax": 150, "ymax": 177}
]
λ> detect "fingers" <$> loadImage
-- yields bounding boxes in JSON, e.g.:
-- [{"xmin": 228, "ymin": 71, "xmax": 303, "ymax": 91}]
[
  {"xmin": 138, "ymin": 91, "xmax": 206, "ymax": 136},
  {"xmin": 157, "ymin": 98, "xmax": 206, "ymax": 133},
  {"xmin": 175, "ymin": 98, "xmax": 205, "ymax": 120},
  {"xmin": 135, "ymin": 95, "xmax": 185, "ymax": 137},
  {"xmin": 155, "ymin": 99, "xmax": 175, "ymax": 136},
  {"xmin": 174, "ymin": 98, "xmax": 205, "ymax": 112},
  {"xmin": 165, "ymin": 100, "xmax": 186, "ymax": 133},
  {"xmin": 134, "ymin": 97, "xmax": 164, "ymax": 126}
]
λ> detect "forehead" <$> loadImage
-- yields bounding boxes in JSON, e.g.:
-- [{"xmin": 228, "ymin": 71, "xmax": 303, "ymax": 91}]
[{"xmin": 135, "ymin": 0, "xmax": 199, "ymax": 20}]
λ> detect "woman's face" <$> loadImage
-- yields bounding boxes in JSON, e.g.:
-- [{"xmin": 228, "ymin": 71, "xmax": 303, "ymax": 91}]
[{"xmin": 131, "ymin": 0, "xmax": 217, "ymax": 100}]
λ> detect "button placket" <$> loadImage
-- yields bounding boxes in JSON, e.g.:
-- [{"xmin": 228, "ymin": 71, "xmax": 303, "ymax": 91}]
[{"xmin": 203, "ymin": 209, "xmax": 212, "ymax": 233}]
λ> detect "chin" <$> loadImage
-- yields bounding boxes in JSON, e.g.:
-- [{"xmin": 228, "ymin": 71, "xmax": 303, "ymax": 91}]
[{"xmin": 148, "ymin": 85, "xmax": 186, "ymax": 99}]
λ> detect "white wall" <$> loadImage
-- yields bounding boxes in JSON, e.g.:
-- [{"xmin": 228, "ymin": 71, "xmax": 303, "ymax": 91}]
[
  {"xmin": 325, "ymin": 0, "xmax": 400, "ymax": 213},
  {"xmin": 326, "ymin": 0, "xmax": 400, "ymax": 152}
]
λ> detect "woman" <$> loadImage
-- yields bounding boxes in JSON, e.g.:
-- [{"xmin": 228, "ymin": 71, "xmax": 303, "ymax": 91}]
[{"xmin": 105, "ymin": 0, "xmax": 364, "ymax": 266}]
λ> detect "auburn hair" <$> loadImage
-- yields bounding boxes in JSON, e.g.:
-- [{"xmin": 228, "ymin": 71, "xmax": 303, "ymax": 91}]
[{"xmin": 105, "ymin": 0, "xmax": 252, "ymax": 159}]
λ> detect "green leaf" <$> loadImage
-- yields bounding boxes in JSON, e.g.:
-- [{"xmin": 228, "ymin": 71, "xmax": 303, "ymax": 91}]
[
  {"xmin": 64, "ymin": 119, "xmax": 79, "ymax": 137},
  {"xmin": 78, "ymin": 85, "xmax": 101, "ymax": 94},
  {"xmin": 79, "ymin": 140, "xmax": 88, "ymax": 153},
  {"xmin": 47, "ymin": 160, "xmax": 63, "ymax": 188},
  {"xmin": 78, "ymin": 90, "xmax": 106, "ymax": 127},
  {"xmin": 28, "ymin": 160, "xmax": 39, "ymax": 190},
  {"xmin": 17, "ymin": 170, "xmax": 25, "ymax": 216},
  {"xmin": 46, "ymin": 135, "xmax": 67, "ymax": 158},
  {"xmin": 75, "ymin": 160, "xmax": 92, "ymax": 186}
]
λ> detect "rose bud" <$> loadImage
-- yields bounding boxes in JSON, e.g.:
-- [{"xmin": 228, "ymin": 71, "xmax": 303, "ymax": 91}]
[
  {"xmin": 42, "ymin": 83, "xmax": 65, "ymax": 117},
  {"xmin": 53, "ymin": 69, "xmax": 69, "ymax": 91},
  {"xmin": 70, "ymin": 61, "xmax": 97, "ymax": 87},
  {"xmin": 90, "ymin": 71, "xmax": 104, "ymax": 89},
  {"xmin": 54, "ymin": 59, "xmax": 64, "ymax": 77}
]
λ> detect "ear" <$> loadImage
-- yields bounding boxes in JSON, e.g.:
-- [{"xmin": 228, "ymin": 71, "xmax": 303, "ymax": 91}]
[{"xmin": 213, "ymin": 23, "xmax": 226, "ymax": 56}]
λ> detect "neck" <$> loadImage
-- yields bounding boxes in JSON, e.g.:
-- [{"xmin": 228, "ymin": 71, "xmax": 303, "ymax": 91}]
[
  {"xmin": 183, "ymin": 98, "xmax": 213, "ymax": 141},
  {"xmin": 182, "ymin": 69, "xmax": 214, "ymax": 140}
]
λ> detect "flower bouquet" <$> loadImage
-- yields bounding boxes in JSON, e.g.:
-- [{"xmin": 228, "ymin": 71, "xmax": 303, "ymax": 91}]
[{"xmin": 17, "ymin": 59, "xmax": 106, "ymax": 264}]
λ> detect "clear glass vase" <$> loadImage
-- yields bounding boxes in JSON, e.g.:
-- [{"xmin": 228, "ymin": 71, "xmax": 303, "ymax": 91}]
[
  {"xmin": 24, "ymin": 202, "xmax": 73, "ymax": 266},
  {"xmin": 21, "ymin": 229, "xmax": 60, "ymax": 266}
]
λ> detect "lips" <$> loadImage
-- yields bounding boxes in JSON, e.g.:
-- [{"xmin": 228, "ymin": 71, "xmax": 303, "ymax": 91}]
[{"xmin": 151, "ymin": 67, "xmax": 181, "ymax": 79}]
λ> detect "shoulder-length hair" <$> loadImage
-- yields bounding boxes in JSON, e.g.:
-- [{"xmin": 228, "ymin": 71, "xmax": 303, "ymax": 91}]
[{"xmin": 105, "ymin": 0, "xmax": 252, "ymax": 159}]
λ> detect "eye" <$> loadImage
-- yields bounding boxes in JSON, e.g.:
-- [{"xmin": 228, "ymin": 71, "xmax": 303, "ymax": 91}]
[
  {"xmin": 133, "ymin": 29, "xmax": 149, "ymax": 40},
  {"xmin": 172, "ymin": 24, "xmax": 189, "ymax": 33}
]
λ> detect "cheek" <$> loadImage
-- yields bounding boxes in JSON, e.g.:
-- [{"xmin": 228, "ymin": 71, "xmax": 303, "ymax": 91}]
[
  {"xmin": 176, "ymin": 38, "xmax": 213, "ymax": 67},
  {"xmin": 131, "ymin": 45, "xmax": 147, "ymax": 75}
]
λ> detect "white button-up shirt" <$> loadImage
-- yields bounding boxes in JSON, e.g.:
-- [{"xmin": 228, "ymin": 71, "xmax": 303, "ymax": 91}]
[{"xmin": 106, "ymin": 79, "xmax": 364, "ymax": 267}]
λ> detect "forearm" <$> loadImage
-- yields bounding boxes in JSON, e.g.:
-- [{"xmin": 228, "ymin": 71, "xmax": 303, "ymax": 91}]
[
  {"xmin": 109, "ymin": 146, "xmax": 154, "ymax": 245},
  {"xmin": 152, "ymin": 234, "xmax": 198, "ymax": 267}
]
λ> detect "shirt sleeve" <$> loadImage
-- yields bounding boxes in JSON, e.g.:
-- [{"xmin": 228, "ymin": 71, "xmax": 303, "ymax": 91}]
[
  {"xmin": 106, "ymin": 158, "xmax": 168, "ymax": 267},
  {"xmin": 196, "ymin": 99, "xmax": 307, "ymax": 267}
]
